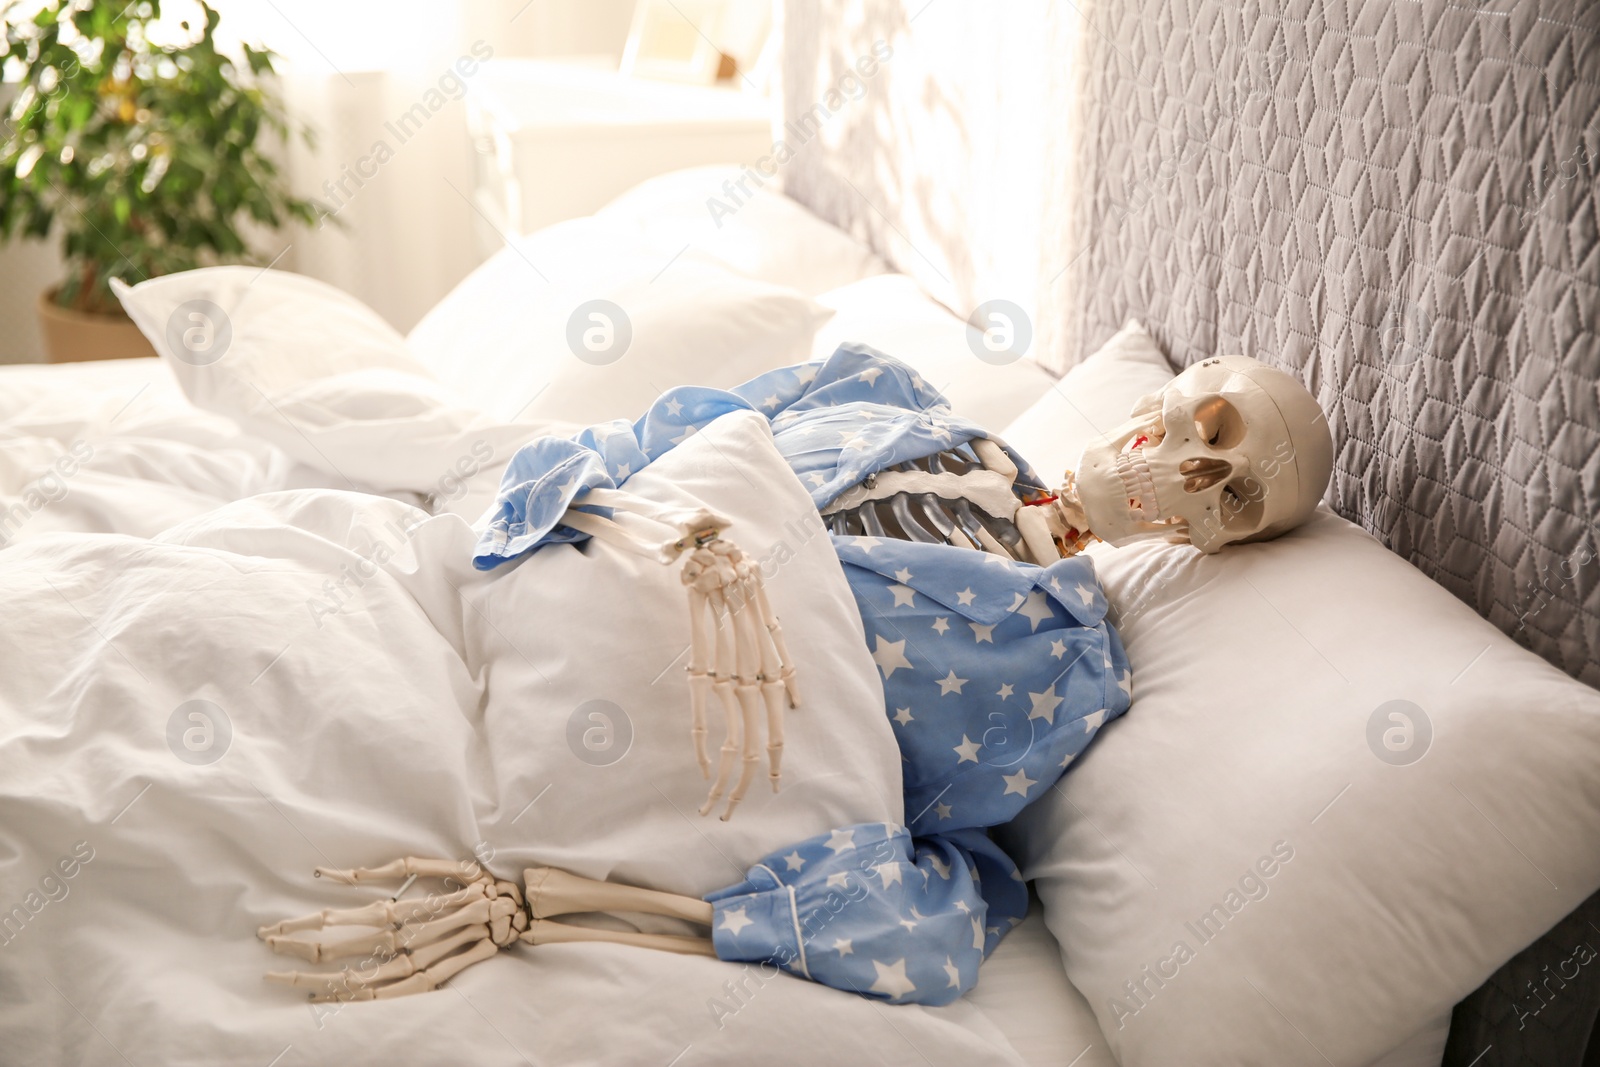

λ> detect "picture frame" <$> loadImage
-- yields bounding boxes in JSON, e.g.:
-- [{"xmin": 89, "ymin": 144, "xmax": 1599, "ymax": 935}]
[{"xmin": 619, "ymin": 0, "xmax": 727, "ymax": 85}]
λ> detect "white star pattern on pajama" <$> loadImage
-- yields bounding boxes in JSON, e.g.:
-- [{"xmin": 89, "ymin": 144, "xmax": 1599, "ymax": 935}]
[
  {"xmin": 870, "ymin": 959, "xmax": 918, "ymax": 999},
  {"xmin": 1028, "ymin": 689, "xmax": 1064, "ymax": 723},
  {"xmin": 871, "ymin": 636, "xmax": 913, "ymax": 679},
  {"xmin": 1001, "ymin": 770, "xmax": 1038, "ymax": 797}
]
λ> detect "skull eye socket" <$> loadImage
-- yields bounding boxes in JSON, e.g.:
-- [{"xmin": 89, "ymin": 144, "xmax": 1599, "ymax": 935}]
[
  {"xmin": 1218, "ymin": 480, "xmax": 1265, "ymax": 532},
  {"xmin": 1193, "ymin": 396, "xmax": 1245, "ymax": 450}
]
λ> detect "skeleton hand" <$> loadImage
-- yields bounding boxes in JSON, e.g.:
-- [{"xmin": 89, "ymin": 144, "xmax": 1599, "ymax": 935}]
[
  {"xmin": 557, "ymin": 491, "xmax": 802, "ymax": 822},
  {"xmin": 257, "ymin": 858, "xmax": 525, "ymax": 1001},
  {"xmin": 677, "ymin": 530, "xmax": 801, "ymax": 821},
  {"xmin": 258, "ymin": 859, "xmax": 720, "ymax": 1001}
]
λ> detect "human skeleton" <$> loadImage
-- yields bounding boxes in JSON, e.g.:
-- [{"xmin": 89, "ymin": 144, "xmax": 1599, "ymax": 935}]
[{"xmin": 258, "ymin": 354, "xmax": 1333, "ymax": 1000}]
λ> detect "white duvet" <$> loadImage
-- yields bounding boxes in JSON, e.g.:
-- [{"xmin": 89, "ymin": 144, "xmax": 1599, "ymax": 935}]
[
  {"xmin": 0, "ymin": 358, "xmax": 342, "ymax": 547},
  {"xmin": 0, "ymin": 387, "xmax": 1027, "ymax": 1066}
]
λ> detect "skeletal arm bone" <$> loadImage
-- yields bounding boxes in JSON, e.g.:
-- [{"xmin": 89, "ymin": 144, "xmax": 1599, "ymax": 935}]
[
  {"xmin": 519, "ymin": 866, "xmax": 715, "ymax": 955},
  {"xmin": 969, "ymin": 437, "xmax": 1019, "ymax": 482},
  {"xmin": 1016, "ymin": 506, "xmax": 1060, "ymax": 564},
  {"xmin": 525, "ymin": 866, "xmax": 712, "ymax": 924}
]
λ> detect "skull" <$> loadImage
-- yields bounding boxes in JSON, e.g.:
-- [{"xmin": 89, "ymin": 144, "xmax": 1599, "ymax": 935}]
[{"xmin": 1075, "ymin": 355, "xmax": 1333, "ymax": 553}]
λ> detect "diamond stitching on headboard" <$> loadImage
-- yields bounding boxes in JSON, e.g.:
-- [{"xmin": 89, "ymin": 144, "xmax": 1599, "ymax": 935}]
[{"xmin": 1063, "ymin": 0, "xmax": 1599, "ymax": 687}]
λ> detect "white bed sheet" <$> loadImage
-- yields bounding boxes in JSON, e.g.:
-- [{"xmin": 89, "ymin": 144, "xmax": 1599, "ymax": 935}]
[
  {"xmin": 0, "ymin": 397, "xmax": 1030, "ymax": 1067},
  {"xmin": 968, "ymin": 902, "xmax": 1118, "ymax": 1067},
  {"xmin": 0, "ymin": 357, "xmax": 345, "ymax": 545}
]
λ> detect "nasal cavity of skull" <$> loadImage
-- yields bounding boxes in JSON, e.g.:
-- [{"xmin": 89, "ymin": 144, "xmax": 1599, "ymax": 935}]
[
  {"xmin": 1179, "ymin": 456, "xmax": 1232, "ymax": 493},
  {"xmin": 1192, "ymin": 395, "xmax": 1245, "ymax": 450}
]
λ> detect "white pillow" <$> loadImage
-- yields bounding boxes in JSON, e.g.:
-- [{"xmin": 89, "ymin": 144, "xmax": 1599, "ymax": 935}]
[
  {"xmin": 998, "ymin": 320, "xmax": 1174, "ymax": 479},
  {"xmin": 596, "ymin": 165, "xmax": 888, "ymax": 297},
  {"xmin": 811, "ymin": 274, "xmax": 1057, "ymax": 431},
  {"xmin": 999, "ymin": 508, "xmax": 1600, "ymax": 1067},
  {"xmin": 1001, "ymin": 321, "xmax": 1451, "ymax": 1067},
  {"xmin": 407, "ymin": 216, "xmax": 834, "ymax": 424},
  {"xmin": 113, "ymin": 268, "xmax": 550, "ymax": 500},
  {"xmin": 477, "ymin": 409, "xmax": 902, "ymax": 892},
  {"xmin": 113, "ymin": 266, "xmax": 423, "ymax": 388}
]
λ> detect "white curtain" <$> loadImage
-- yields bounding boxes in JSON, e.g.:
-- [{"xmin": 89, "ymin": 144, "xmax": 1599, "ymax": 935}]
[{"xmin": 209, "ymin": 0, "xmax": 482, "ymax": 333}]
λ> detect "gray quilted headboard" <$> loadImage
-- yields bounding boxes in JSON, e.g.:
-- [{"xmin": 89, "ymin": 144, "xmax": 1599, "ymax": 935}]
[{"xmin": 781, "ymin": 0, "xmax": 1599, "ymax": 690}]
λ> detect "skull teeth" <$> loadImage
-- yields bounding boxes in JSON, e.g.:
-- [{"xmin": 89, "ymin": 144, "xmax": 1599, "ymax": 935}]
[{"xmin": 1115, "ymin": 444, "xmax": 1160, "ymax": 521}]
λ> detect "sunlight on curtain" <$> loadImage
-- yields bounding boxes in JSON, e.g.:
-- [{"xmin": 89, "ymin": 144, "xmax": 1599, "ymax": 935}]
[{"xmin": 211, "ymin": 0, "xmax": 479, "ymax": 332}]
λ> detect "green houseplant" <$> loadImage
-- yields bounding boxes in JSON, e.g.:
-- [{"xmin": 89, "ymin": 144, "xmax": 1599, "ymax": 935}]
[{"xmin": 0, "ymin": 0, "xmax": 319, "ymax": 361}]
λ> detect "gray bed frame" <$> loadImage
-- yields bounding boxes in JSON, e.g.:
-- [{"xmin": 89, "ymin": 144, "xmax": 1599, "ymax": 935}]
[{"xmin": 779, "ymin": 1, "xmax": 1600, "ymax": 1061}]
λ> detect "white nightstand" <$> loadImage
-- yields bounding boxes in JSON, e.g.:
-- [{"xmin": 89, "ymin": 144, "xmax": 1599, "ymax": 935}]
[{"xmin": 465, "ymin": 57, "xmax": 772, "ymax": 248}]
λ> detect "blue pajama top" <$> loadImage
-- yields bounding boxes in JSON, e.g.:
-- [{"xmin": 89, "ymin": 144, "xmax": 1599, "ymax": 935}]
[{"xmin": 474, "ymin": 345, "xmax": 1131, "ymax": 1006}]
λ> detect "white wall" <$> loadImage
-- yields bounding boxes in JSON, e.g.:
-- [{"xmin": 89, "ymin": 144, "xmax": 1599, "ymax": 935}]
[
  {"xmin": 466, "ymin": 0, "xmax": 635, "ymax": 62},
  {"xmin": 0, "ymin": 237, "xmax": 62, "ymax": 364}
]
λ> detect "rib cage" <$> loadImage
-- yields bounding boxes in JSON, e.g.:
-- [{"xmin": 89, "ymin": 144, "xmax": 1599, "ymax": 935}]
[{"xmin": 823, "ymin": 445, "xmax": 1027, "ymax": 558}]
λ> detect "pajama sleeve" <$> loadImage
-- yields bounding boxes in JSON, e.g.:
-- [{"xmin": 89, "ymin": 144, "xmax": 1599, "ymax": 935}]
[
  {"xmin": 704, "ymin": 822, "xmax": 1028, "ymax": 1007},
  {"xmin": 470, "ymin": 386, "xmax": 756, "ymax": 569}
]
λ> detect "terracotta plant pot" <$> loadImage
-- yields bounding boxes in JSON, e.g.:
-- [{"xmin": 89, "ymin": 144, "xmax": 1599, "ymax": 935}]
[{"xmin": 35, "ymin": 287, "xmax": 157, "ymax": 363}]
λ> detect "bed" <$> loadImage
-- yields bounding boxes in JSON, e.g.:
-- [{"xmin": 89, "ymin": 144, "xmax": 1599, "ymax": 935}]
[{"xmin": 1, "ymin": 166, "xmax": 1489, "ymax": 1065}]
